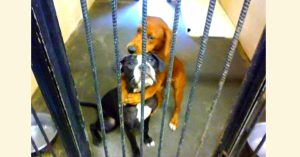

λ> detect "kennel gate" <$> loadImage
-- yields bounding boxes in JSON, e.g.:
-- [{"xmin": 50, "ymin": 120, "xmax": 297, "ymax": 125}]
[{"xmin": 31, "ymin": 0, "xmax": 266, "ymax": 156}]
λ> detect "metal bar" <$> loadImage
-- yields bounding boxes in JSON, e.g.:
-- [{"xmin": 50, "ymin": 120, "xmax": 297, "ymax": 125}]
[
  {"xmin": 32, "ymin": 137, "xmax": 42, "ymax": 157},
  {"xmin": 31, "ymin": 107, "xmax": 56, "ymax": 157},
  {"xmin": 157, "ymin": 0, "xmax": 182, "ymax": 156},
  {"xmin": 78, "ymin": 0, "xmax": 109, "ymax": 156},
  {"xmin": 31, "ymin": 16, "xmax": 78, "ymax": 156},
  {"xmin": 231, "ymin": 86, "xmax": 265, "ymax": 157},
  {"xmin": 175, "ymin": 0, "xmax": 217, "ymax": 157},
  {"xmin": 213, "ymin": 28, "xmax": 266, "ymax": 157},
  {"xmin": 31, "ymin": 1, "xmax": 91, "ymax": 155},
  {"xmin": 229, "ymin": 88, "xmax": 266, "ymax": 156},
  {"xmin": 111, "ymin": 0, "xmax": 126, "ymax": 157},
  {"xmin": 197, "ymin": 0, "xmax": 252, "ymax": 152},
  {"xmin": 140, "ymin": 0, "xmax": 148, "ymax": 156},
  {"xmin": 251, "ymin": 134, "xmax": 266, "ymax": 157}
]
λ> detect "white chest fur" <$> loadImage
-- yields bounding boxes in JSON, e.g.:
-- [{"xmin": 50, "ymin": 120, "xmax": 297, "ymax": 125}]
[{"xmin": 136, "ymin": 103, "xmax": 152, "ymax": 122}]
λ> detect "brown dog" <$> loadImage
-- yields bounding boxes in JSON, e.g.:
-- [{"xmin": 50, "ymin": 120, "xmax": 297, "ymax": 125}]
[{"xmin": 121, "ymin": 16, "xmax": 186, "ymax": 131}]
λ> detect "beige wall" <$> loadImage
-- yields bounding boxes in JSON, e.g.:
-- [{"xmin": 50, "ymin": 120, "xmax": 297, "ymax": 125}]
[
  {"xmin": 31, "ymin": 0, "xmax": 95, "ymax": 95},
  {"xmin": 53, "ymin": 0, "xmax": 95, "ymax": 42},
  {"xmin": 31, "ymin": 72, "xmax": 38, "ymax": 95},
  {"xmin": 220, "ymin": 0, "xmax": 266, "ymax": 60}
]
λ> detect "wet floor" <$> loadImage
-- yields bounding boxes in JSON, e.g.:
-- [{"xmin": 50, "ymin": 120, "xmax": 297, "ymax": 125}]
[{"xmin": 32, "ymin": 0, "xmax": 250, "ymax": 157}]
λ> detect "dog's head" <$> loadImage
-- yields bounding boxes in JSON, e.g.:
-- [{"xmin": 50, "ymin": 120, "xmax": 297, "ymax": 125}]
[
  {"xmin": 127, "ymin": 16, "xmax": 172, "ymax": 56},
  {"xmin": 121, "ymin": 53, "xmax": 164, "ymax": 92}
]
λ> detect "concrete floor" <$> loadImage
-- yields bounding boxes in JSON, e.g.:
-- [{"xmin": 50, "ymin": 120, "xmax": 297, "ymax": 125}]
[{"xmin": 32, "ymin": 0, "xmax": 250, "ymax": 157}]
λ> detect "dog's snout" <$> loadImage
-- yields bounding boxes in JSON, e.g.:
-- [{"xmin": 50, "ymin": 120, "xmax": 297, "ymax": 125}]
[
  {"xmin": 139, "ymin": 65, "xmax": 150, "ymax": 72},
  {"xmin": 128, "ymin": 46, "xmax": 136, "ymax": 54}
]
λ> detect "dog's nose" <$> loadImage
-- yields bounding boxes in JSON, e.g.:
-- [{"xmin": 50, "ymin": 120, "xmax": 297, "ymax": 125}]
[{"xmin": 128, "ymin": 46, "xmax": 136, "ymax": 54}]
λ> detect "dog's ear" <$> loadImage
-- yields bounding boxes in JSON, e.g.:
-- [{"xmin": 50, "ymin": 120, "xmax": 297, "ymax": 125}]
[
  {"xmin": 151, "ymin": 54, "xmax": 165, "ymax": 72},
  {"xmin": 120, "ymin": 57, "xmax": 125, "ymax": 74}
]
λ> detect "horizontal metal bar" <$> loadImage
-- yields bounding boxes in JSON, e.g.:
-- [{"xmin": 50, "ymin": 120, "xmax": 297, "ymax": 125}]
[{"xmin": 31, "ymin": 106, "xmax": 56, "ymax": 157}]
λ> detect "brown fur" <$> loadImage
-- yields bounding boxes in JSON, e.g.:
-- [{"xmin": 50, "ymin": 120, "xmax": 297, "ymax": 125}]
[{"xmin": 121, "ymin": 16, "xmax": 186, "ymax": 130}]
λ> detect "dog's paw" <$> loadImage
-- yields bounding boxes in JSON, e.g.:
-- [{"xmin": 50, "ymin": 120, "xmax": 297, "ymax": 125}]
[
  {"xmin": 169, "ymin": 115, "xmax": 179, "ymax": 131},
  {"xmin": 92, "ymin": 137, "xmax": 101, "ymax": 146},
  {"xmin": 169, "ymin": 123, "xmax": 177, "ymax": 131},
  {"xmin": 144, "ymin": 137, "xmax": 155, "ymax": 147},
  {"xmin": 90, "ymin": 124, "xmax": 102, "ymax": 146},
  {"xmin": 146, "ymin": 141, "xmax": 155, "ymax": 147},
  {"xmin": 133, "ymin": 154, "xmax": 141, "ymax": 157},
  {"xmin": 133, "ymin": 150, "xmax": 141, "ymax": 157}
]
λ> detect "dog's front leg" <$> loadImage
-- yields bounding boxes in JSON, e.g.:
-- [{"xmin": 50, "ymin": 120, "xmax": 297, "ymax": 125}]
[
  {"xmin": 126, "ymin": 74, "xmax": 166, "ymax": 104},
  {"xmin": 90, "ymin": 119, "xmax": 102, "ymax": 146},
  {"xmin": 121, "ymin": 76, "xmax": 129, "ymax": 103},
  {"xmin": 169, "ymin": 65, "xmax": 186, "ymax": 131},
  {"xmin": 144, "ymin": 117, "xmax": 155, "ymax": 147},
  {"xmin": 125, "ymin": 127, "xmax": 140, "ymax": 157}
]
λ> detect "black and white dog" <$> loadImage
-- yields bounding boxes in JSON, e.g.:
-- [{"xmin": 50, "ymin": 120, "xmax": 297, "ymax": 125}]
[{"xmin": 82, "ymin": 53, "xmax": 164, "ymax": 157}]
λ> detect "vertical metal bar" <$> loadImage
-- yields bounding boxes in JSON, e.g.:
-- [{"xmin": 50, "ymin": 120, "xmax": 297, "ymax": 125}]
[
  {"xmin": 213, "ymin": 29, "xmax": 266, "ymax": 157},
  {"xmin": 78, "ymin": 0, "xmax": 109, "ymax": 156},
  {"xmin": 140, "ymin": 0, "xmax": 148, "ymax": 156},
  {"xmin": 31, "ymin": 22, "xmax": 79, "ymax": 156},
  {"xmin": 111, "ymin": 0, "xmax": 126, "ymax": 157},
  {"xmin": 230, "ymin": 87, "xmax": 265, "ymax": 157},
  {"xmin": 157, "ymin": 0, "xmax": 182, "ymax": 156},
  {"xmin": 197, "ymin": 0, "xmax": 252, "ymax": 152},
  {"xmin": 32, "ymin": 137, "xmax": 42, "ymax": 157},
  {"xmin": 175, "ymin": 0, "xmax": 217, "ymax": 157},
  {"xmin": 250, "ymin": 134, "xmax": 266, "ymax": 157},
  {"xmin": 32, "ymin": 107, "xmax": 56, "ymax": 157},
  {"xmin": 31, "ymin": 0, "xmax": 91, "ymax": 156}
]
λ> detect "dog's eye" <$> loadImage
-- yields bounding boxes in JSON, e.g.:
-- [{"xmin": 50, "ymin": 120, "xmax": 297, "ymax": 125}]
[
  {"xmin": 147, "ymin": 35, "xmax": 154, "ymax": 41},
  {"xmin": 148, "ymin": 57, "xmax": 155, "ymax": 64}
]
